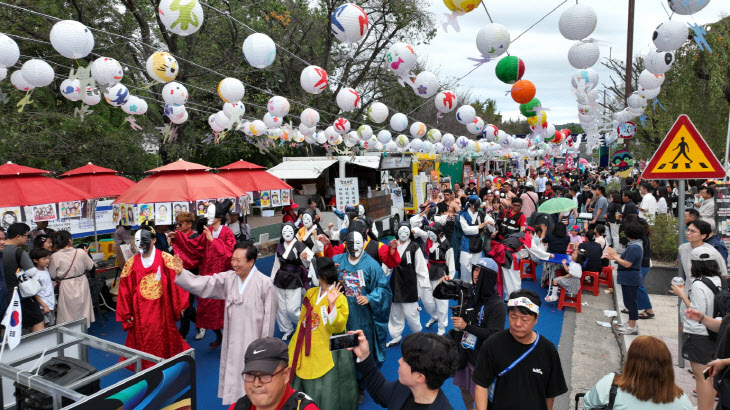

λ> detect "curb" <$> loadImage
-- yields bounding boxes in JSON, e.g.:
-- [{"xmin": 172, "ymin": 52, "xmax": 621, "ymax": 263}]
[{"xmin": 610, "ymin": 266, "xmax": 629, "ymax": 362}]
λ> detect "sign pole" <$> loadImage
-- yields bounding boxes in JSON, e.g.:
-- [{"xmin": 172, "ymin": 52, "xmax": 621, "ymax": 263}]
[
  {"xmin": 677, "ymin": 179, "xmax": 685, "ymax": 368},
  {"xmin": 724, "ymin": 108, "xmax": 730, "ymax": 184}
]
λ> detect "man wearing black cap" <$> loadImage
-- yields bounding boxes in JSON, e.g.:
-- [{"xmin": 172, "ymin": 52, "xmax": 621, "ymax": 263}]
[{"xmin": 229, "ymin": 337, "xmax": 319, "ymax": 410}]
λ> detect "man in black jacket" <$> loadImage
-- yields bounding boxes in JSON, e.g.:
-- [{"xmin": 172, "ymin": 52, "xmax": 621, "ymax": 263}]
[{"xmin": 350, "ymin": 330, "xmax": 458, "ymax": 409}]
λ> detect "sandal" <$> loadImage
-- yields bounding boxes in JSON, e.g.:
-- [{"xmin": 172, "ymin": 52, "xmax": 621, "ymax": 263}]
[
  {"xmin": 621, "ymin": 309, "xmax": 629, "ymax": 314},
  {"xmin": 638, "ymin": 312, "xmax": 655, "ymax": 319}
]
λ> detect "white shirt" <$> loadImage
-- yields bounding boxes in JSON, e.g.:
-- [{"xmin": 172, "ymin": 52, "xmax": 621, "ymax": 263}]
[
  {"xmin": 657, "ymin": 197, "xmax": 668, "ymax": 214},
  {"xmin": 237, "ymin": 271, "xmax": 253, "ymax": 295},
  {"xmin": 639, "ymin": 193, "xmax": 657, "ymax": 220},
  {"xmin": 26, "ymin": 267, "xmax": 55, "ymax": 310},
  {"xmin": 536, "ymin": 177, "xmax": 548, "ymax": 193}
]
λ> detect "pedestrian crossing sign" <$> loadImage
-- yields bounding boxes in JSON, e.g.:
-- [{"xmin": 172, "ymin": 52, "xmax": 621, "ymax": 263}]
[{"xmin": 641, "ymin": 114, "xmax": 725, "ymax": 180}]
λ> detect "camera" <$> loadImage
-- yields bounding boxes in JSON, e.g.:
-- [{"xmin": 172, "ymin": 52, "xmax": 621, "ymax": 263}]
[{"xmin": 434, "ymin": 279, "xmax": 475, "ymax": 324}]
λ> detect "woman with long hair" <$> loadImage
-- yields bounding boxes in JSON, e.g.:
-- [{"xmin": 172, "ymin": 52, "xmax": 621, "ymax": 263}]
[{"xmin": 584, "ymin": 335, "xmax": 691, "ymax": 408}]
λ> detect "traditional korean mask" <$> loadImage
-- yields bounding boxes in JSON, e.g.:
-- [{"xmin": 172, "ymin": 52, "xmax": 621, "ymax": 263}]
[
  {"xmin": 357, "ymin": 204, "xmax": 365, "ymax": 217},
  {"xmin": 205, "ymin": 204, "xmax": 216, "ymax": 226},
  {"xmin": 397, "ymin": 225, "xmax": 411, "ymax": 242},
  {"xmin": 282, "ymin": 224, "xmax": 295, "ymax": 242},
  {"xmin": 346, "ymin": 231, "xmax": 364, "ymax": 259},
  {"xmin": 302, "ymin": 211, "xmax": 314, "ymax": 229},
  {"xmin": 134, "ymin": 229, "xmax": 152, "ymax": 254},
  {"xmin": 427, "ymin": 230, "xmax": 439, "ymax": 242}
]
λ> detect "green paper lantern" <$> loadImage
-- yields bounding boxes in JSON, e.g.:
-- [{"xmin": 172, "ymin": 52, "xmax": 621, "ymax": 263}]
[
  {"xmin": 520, "ymin": 98, "xmax": 540, "ymax": 117},
  {"xmin": 495, "ymin": 56, "xmax": 525, "ymax": 84}
]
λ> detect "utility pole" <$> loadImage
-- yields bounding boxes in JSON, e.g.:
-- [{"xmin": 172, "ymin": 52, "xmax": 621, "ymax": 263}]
[{"xmin": 624, "ymin": 0, "xmax": 635, "ymax": 149}]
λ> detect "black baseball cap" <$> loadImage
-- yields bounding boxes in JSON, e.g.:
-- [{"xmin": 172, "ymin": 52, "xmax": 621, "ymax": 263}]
[{"xmin": 242, "ymin": 337, "xmax": 289, "ymax": 375}]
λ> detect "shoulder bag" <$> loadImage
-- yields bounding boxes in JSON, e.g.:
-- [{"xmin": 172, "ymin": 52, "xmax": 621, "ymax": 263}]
[
  {"xmin": 488, "ymin": 333, "xmax": 541, "ymax": 402},
  {"xmin": 15, "ymin": 248, "xmax": 41, "ymax": 298}
]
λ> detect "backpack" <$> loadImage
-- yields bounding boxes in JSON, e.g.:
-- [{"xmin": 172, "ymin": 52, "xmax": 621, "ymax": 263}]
[{"xmin": 699, "ymin": 277, "xmax": 730, "ymax": 340}]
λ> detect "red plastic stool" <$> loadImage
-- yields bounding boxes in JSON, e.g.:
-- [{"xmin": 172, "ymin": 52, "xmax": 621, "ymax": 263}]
[
  {"xmin": 519, "ymin": 260, "xmax": 537, "ymax": 282},
  {"xmin": 599, "ymin": 266, "xmax": 614, "ymax": 289},
  {"xmin": 582, "ymin": 271, "xmax": 600, "ymax": 296},
  {"xmin": 558, "ymin": 285, "xmax": 582, "ymax": 313}
]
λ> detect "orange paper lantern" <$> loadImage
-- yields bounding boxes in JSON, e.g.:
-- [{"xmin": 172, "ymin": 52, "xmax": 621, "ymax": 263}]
[{"xmin": 510, "ymin": 80, "xmax": 536, "ymax": 104}]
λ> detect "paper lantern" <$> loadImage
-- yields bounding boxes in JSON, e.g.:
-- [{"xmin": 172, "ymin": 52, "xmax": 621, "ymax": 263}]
[
  {"xmin": 558, "ymin": 4, "xmax": 597, "ymax": 40},
  {"xmin": 325, "ymin": 126, "xmax": 339, "ymax": 143},
  {"xmin": 293, "ymin": 131, "xmax": 306, "ymax": 143},
  {"xmin": 0, "ymin": 34, "xmax": 19, "ymax": 68},
  {"xmin": 333, "ymin": 117, "xmax": 351, "ymax": 134},
  {"xmin": 420, "ymin": 140, "xmax": 434, "ymax": 154},
  {"xmin": 527, "ymin": 111, "xmax": 547, "ymax": 127},
  {"xmin": 390, "ymin": 113, "xmax": 408, "ymax": 131},
  {"xmin": 59, "ymin": 78, "xmax": 81, "ymax": 101},
  {"xmin": 158, "ymin": 0, "xmax": 204, "ymax": 36},
  {"xmin": 331, "ymin": 3, "xmax": 369, "ymax": 44},
  {"xmin": 316, "ymin": 131, "xmax": 328, "ymax": 145},
  {"xmin": 668, "ymin": 0, "xmax": 710, "ymax": 15},
  {"xmin": 568, "ymin": 41, "xmax": 599, "ymax": 69},
  {"xmin": 500, "ymin": 135, "xmax": 512, "ymax": 148},
  {"xmin": 267, "ymin": 96, "xmax": 290, "ymax": 117},
  {"xmin": 482, "ymin": 124, "xmax": 498, "ymax": 141},
  {"xmin": 299, "ymin": 123, "xmax": 315, "ymax": 135},
  {"xmin": 367, "ymin": 102, "xmax": 389, "ymax": 123},
  {"xmin": 0, "ymin": 67, "xmax": 6, "ymax": 81},
  {"xmin": 385, "ymin": 43, "xmax": 417, "ymax": 77},
  {"xmin": 395, "ymin": 134, "xmax": 410, "ymax": 149},
  {"xmin": 223, "ymin": 101, "xmax": 246, "ymax": 118},
  {"xmin": 476, "ymin": 24, "xmax": 510, "ymax": 59},
  {"xmin": 520, "ymin": 98, "xmax": 540, "ymax": 118},
  {"xmin": 384, "ymin": 140, "xmax": 398, "ymax": 152},
  {"xmin": 456, "ymin": 105, "xmax": 476, "ymax": 124},
  {"xmin": 412, "ymin": 71, "xmax": 439, "ymax": 98},
  {"xmin": 248, "ymin": 120, "xmax": 267, "ymax": 136},
  {"xmin": 92, "ymin": 57, "xmax": 123, "ymax": 86},
  {"xmin": 10, "ymin": 70, "xmax": 34, "ymax": 92},
  {"xmin": 466, "ymin": 116, "xmax": 484, "ymax": 135},
  {"xmin": 218, "ymin": 78, "xmax": 245, "ymax": 103},
  {"xmin": 162, "ymin": 82, "xmax": 188, "ymax": 106},
  {"xmin": 280, "ymin": 124, "xmax": 294, "ymax": 142},
  {"xmin": 645, "ymin": 50, "xmax": 675, "ymax": 74},
  {"xmin": 81, "ymin": 86, "xmax": 101, "ymax": 105},
  {"xmin": 357, "ymin": 124, "xmax": 373, "ymax": 140},
  {"xmin": 434, "ymin": 90, "xmax": 457, "ymax": 114},
  {"xmin": 21, "ymin": 59, "xmax": 54, "ymax": 87},
  {"xmin": 300, "ymin": 65, "xmax": 328, "ymax": 94},
  {"xmin": 377, "ymin": 130, "xmax": 392, "ymax": 144},
  {"xmin": 300, "ymin": 108, "xmax": 320, "ymax": 128},
  {"xmin": 166, "ymin": 104, "xmax": 188, "ymax": 124},
  {"xmin": 510, "ymin": 80, "xmax": 535, "ymax": 104},
  {"xmin": 639, "ymin": 70, "xmax": 665, "ymax": 90},
  {"xmin": 626, "ymin": 92, "xmax": 646, "ymax": 109},
  {"xmin": 409, "ymin": 138, "xmax": 423, "ymax": 152},
  {"xmin": 146, "ymin": 52, "xmax": 178, "ymax": 83},
  {"xmin": 336, "ymin": 87, "xmax": 360, "ymax": 112},
  {"xmin": 49, "ymin": 20, "xmax": 94, "ymax": 59},
  {"xmin": 571, "ymin": 68, "xmax": 599, "ymax": 92},
  {"xmin": 495, "ymin": 56, "xmax": 525, "ymax": 84},
  {"xmin": 444, "ymin": 0, "xmax": 482, "ymax": 13},
  {"xmin": 426, "ymin": 129, "xmax": 442, "ymax": 143},
  {"xmin": 122, "ymin": 96, "xmax": 148, "ymax": 115},
  {"xmin": 653, "ymin": 20, "xmax": 689, "ymax": 52},
  {"xmin": 410, "ymin": 122, "xmax": 427, "ymax": 139},
  {"xmin": 242, "ymin": 33, "xmax": 276, "ymax": 69},
  {"xmin": 263, "ymin": 113, "xmax": 282, "ymax": 129},
  {"xmin": 170, "ymin": 110, "xmax": 188, "ymax": 124},
  {"xmin": 103, "ymin": 83, "xmax": 130, "ymax": 107},
  {"xmin": 441, "ymin": 133, "xmax": 455, "ymax": 148},
  {"xmin": 638, "ymin": 86, "xmax": 661, "ymax": 100},
  {"xmin": 208, "ymin": 114, "xmax": 224, "ymax": 132},
  {"xmin": 455, "ymin": 136, "xmax": 470, "ymax": 149}
]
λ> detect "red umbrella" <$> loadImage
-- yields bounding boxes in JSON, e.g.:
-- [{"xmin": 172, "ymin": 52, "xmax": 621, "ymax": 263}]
[
  {"xmin": 217, "ymin": 159, "xmax": 292, "ymax": 192},
  {"xmin": 113, "ymin": 159, "xmax": 245, "ymax": 204},
  {"xmin": 59, "ymin": 162, "xmax": 135, "ymax": 198},
  {"xmin": 0, "ymin": 162, "xmax": 92, "ymax": 207}
]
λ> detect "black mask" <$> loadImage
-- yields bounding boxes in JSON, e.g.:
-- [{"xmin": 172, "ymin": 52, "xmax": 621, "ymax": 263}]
[{"xmin": 134, "ymin": 229, "xmax": 153, "ymax": 254}]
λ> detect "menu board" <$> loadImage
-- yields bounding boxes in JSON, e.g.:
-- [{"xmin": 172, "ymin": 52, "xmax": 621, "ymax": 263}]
[{"xmin": 335, "ymin": 178, "xmax": 359, "ymax": 212}]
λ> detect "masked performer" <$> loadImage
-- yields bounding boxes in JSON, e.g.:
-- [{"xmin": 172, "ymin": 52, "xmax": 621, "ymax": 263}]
[{"xmin": 423, "ymin": 222, "xmax": 455, "ymax": 336}]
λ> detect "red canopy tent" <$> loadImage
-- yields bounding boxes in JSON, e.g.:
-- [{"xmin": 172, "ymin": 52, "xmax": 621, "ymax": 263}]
[
  {"xmin": 0, "ymin": 162, "xmax": 92, "ymax": 207},
  {"xmin": 217, "ymin": 159, "xmax": 292, "ymax": 192},
  {"xmin": 59, "ymin": 163, "xmax": 135, "ymax": 198}
]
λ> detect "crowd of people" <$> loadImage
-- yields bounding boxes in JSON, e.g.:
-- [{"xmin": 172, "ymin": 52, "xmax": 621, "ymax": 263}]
[{"xmin": 1, "ymin": 164, "xmax": 730, "ymax": 409}]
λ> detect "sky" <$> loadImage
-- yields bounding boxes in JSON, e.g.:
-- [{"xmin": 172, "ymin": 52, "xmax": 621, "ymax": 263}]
[{"xmin": 413, "ymin": 0, "xmax": 729, "ymax": 124}]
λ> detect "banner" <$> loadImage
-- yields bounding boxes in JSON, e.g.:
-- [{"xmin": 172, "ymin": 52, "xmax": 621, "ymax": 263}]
[
  {"xmin": 335, "ymin": 178, "xmax": 359, "ymax": 212},
  {"xmin": 44, "ymin": 200, "xmax": 121, "ymax": 239}
]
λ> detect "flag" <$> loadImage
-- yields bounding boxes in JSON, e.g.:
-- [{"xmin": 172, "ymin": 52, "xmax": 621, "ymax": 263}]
[{"xmin": 1, "ymin": 288, "xmax": 22, "ymax": 349}]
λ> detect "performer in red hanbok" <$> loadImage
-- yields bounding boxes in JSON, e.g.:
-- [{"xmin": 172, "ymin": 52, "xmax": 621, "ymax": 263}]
[
  {"xmin": 116, "ymin": 222, "xmax": 190, "ymax": 369},
  {"xmin": 169, "ymin": 200, "xmax": 236, "ymax": 348}
]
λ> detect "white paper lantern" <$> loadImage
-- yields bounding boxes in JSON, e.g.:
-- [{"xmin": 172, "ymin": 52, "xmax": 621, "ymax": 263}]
[
  {"xmin": 653, "ymin": 20, "xmax": 689, "ymax": 52},
  {"xmin": 410, "ymin": 122, "xmax": 427, "ymax": 139},
  {"xmin": 162, "ymin": 82, "xmax": 188, "ymax": 106},
  {"xmin": 482, "ymin": 124, "xmax": 499, "ymax": 141},
  {"xmin": 243, "ymin": 33, "xmax": 276, "ymax": 69},
  {"xmin": 0, "ymin": 67, "xmax": 5, "ymax": 81},
  {"xmin": 91, "ymin": 57, "xmax": 123, "ymax": 86},
  {"xmin": 395, "ymin": 134, "xmax": 409, "ymax": 149},
  {"xmin": 158, "ymin": 0, "xmax": 204, "ymax": 36},
  {"xmin": 10, "ymin": 70, "xmax": 34, "ymax": 92},
  {"xmin": 223, "ymin": 101, "xmax": 245, "ymax": 118},
  {"xmin": 316, "ymin": 131, "xmax": 327, "ymax": 145},
  {"xmin": 390, "ymin": 113, "xmax": 408, "ymax": 132},
  {"xmin": 500, "ymin": 135, "xmax": 512, "ymax": 148},
  {"xmin": 81, "ymin": 86, "xmax": 101, "ymax": 105},
  {"xmin": 357, "ymin": 124, "xmax": 373, "ymax": 140},
  {"xmin": 420, "ymin": 140, "xmax": 434, "ymax": 154},
  {"xmin": 333, "ymin": 117, "xmax": 351, "ymax": 134},
  {"xmin": 299, "ymin": 123, "xmax": 315, "ymax": 136},
  {"xmin": 367, "ymin": 102, "xmax": 389, "ymax": 123},
  {"xmin": 299, "ymin": 108, "xmax": 319, "ymax": 128},
  {"xmin": 263, "ymin": 113, "xmax": 282, "ymax": 129},
  {"xmin": 441, "ymin": 133, "xmax": 455, "ymax": 148},
  {"xmin": 343, "ymin": 132, "xmax": 358, "ymax": 147},
  {"xmin": 209, "ymin": 114, "xmax": 224, "ymax": 132},
  {"xmin": 455, "ymin": 136, "xmax": 470, "ymax": 149},
  {"xmin": 668, "ymin": 0, "xmax": 710, "ymax": 15},
  {"xmin": 578, "ymin": 113, "xmax": 595, "ymax": 123},
  {"xmin": 412, "ymin": 71, "xmax": 439, "ymax": 99},
  {"xmin": 304, "ymin": 133, "xmax": 317, "ymax": 144},
  {"xmin": 300, "ymin": 65, "xmax": 328, "ymax": 94},
  {"xmin": 628, "ymin": 106, "xmax": 645, "ymax": 116},
  {"xmin": 476, "ymin": 24, "xmax": 510, "ymax": 59},
  {"xmin": 218, "ymin": 78, "xmax": 245, "ymax": 103},
  {"xmin": 126, "ymin": 96, "xmax": 148, "ymax": 115},
  {"xmin": 293, "ymin": 131, "xmax": 306, "ymax": 143},
  {"xmin": 104, "ymin": 83, "xmax": 130, "ymax": 107},
  {"xmin": 466, "ymin": 116, "xmax": 484, "ymax": 135},
  {"xmin": 146, "ymin": 52, "xmax": 178, "ymax": 83},
  {"xmin": 558, "ymin": 4, "xmax": 597, "ymax": 41},
  {"xmin": 426, "ymin": 129, "xmax": 442, "ymax": 143},
  {"xmin": 645, "ymin": 50, "xmax": 675, "ymax": 74},
  {"xmin": 267, "ymin": 96, "xmax": 290, "ymax": 117},
  {"xmin": 456, "ymin": 105, "xmax": 476, "ymax": 124},
  {"xmin": 49, "ymin": 20, "xmax": 94, "ymax": 60},
  {"xmin": 627, "ymin": 92, "xmax": 647, "ymax": 109},
  {"xmin": 248, "ymin": 120, "xmax": 267, "ymax": 136},
  {"xmin": 639, "ymin": 70, "xmax": 665, "ymax": 90},
  {"xmin": 377, "ymin": 130, "xmax": 392, "ymax": 144},
  {"xmin": 336, "ymin": 87, "xmax": 360, "ymax": 112},
  {"xmin": 0, "ymin": 34, "xmax": 19, "ymax": 68},
  {"xmin": 571, "ymin": 68, "xmax": 599, "ymax": 91},
  {"xmin": 325, "ymin": 126, "xmax": 340, "ymax": 143},
  {"xmin": 434, "ymin": 90, "xmax": 457, "ymax": 114},
  {"xmin": 330, "ymin": 3, "xmax": 369, "ymax": 44},
  {"xmin": 409, "ymin": 138, "xmax": 423, "ymax": 152},
  {"xmin": 165, "ymin": 104, "xmax": 187, "ymax": 122},
  {"xmin": 21, "ymin": 59, "xmax": 54, "ymax": 87},
  {"xmin": 568, "ymin": 41, "xmax": 599, "ymax": 69},
  {"xmin": 385, "ymin": 140, "xmax": 398, "ymax": 152},
  {"xmin": 59, "ymin": 78, "xmax": 81, "ymax": 101},
  {"xmin": 385, "ymin": 42, "xmax": 417, "ymax": 76},
  {"xmin": 122, "ymin": 96, "xmax": 144, "ymax": 115},
  {"xmin": 638, "ymin": 86, "xmax": 661, "ymax": 100}
]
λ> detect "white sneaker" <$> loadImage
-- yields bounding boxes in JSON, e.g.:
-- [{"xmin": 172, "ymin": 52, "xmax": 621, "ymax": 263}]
[
  {"xmin": 425, "ymin": 318, "xmax": 438, "ymax": 328},
  {"xmin": 281, "ymin": 332, "xmax": 293, "ymax": 341},
  {"xmin": 195, "ymin": 328, "xmax": 206, "ymax": 340},
  {"xmin": 616, "ymin": 324, "xmax": 639, "ymax": 335},
  {"xmin": 386, "ymin": 338, "xmax": 401, "ymax": 348},
  {"xmin": 437, "ymin": 329, "xmax": 446, "ymax": 336},
  {"xmin": 544, "ymin": 286, "xmax": 559, "ymax": 302}
]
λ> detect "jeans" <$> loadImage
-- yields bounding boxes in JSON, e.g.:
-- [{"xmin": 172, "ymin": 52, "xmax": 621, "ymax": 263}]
[
  {"xmin": 637, "ymin": 267, "xmax": 653, "ymax": 311},
  {"xmin": 621, "ymin": 285, "xmax": 639, "ymax": 321}
]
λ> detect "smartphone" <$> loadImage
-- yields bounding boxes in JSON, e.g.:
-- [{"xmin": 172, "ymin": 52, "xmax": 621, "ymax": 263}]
[
  {"xmin": 703, "ymin": 367, "xmax": 711, "ymax": 380},
  {"xmin": 329, "ymin": 333, "xmax": 359, "ymax": 351}
]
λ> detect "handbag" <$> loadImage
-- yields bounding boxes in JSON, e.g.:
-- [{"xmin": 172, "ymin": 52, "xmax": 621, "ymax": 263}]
[
  {"xmin": 590, "ymin": 374, "xmax": 619, "ymax": 409},
  {"xmin": 13, "ymin": 248, "xmax": 41, "ymax": 298}
]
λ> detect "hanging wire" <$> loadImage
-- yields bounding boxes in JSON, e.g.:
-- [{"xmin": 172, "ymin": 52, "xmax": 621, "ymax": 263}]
[{"xmin": 480, "ymin": 3, "xmax": 494, "ymax": 24}]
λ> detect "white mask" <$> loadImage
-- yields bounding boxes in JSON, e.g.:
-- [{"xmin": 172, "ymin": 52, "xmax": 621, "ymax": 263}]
[
  {"xmin": 282, "ymin": 225, "xmax": 295, "ymax": 242},
  {"xmin": 302, "ymin": 213, "xmax": 313, "ymax": 229},
  {"xmin": 205, "ymin": 204, "xmax": 216, "ymax": 226},
  {"xmin": 358, "ymin": 205, "xmax": 365, "ymax": 217},
  {"xmin": 427, "ymin": 231, "xmax": 438, "ymax": 242},
  {"xmin": 347, "ymin": 231, "xmax": 364, "ymax": 259},
  {"xmin": 397, "ymin": 226, "xmax": 411, "ymax": 242}
]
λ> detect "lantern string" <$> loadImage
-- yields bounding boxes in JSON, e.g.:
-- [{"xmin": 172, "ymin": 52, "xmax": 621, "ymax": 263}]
[
  {"xmin": 511, "ymin": 0, "xmax": 568, "ymax": 44},
  {"xmin": 480, "ymin": 3, "xmax": 494, "ymax": 24}
]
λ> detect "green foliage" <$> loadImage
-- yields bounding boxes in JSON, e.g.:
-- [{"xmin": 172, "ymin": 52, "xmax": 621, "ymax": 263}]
[{"xmin": 651, "ymin": 214, "xmax": 679, "ymax": 263}]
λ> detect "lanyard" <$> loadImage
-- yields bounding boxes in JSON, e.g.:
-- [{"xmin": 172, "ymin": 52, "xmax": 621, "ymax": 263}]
[
  {"xmin": 498, "ymin": 333, "xmax": 540, "ymax": 377},
  {"xmin": 478, "ymin": 305, "xmax": 485, "ymax": 326}
]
